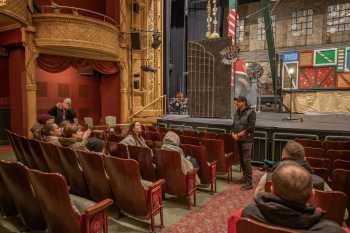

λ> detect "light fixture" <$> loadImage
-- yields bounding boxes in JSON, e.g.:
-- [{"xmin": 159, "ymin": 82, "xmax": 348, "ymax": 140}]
[
  {"xmin": 151, "ymin": 33, "xmax": 161, "ymax": 49},
  {"xmin": 288, "ymin": 67, "xmax": 295, "ymax": 75}
]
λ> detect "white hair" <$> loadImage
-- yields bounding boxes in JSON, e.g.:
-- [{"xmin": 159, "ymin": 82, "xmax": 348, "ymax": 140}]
[{"xmin": 64, "ymin": 98, "xmax": 72, "ymax": 105}]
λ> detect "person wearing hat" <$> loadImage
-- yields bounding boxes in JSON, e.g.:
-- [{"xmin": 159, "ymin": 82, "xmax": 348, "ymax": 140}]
[
  {"xmin": 232, "ymin": 96, "xmax": 256, "ymax": 190},
  {"xmin": 48, "ymin": 98, "xmax": 77, "ymax": 125}
]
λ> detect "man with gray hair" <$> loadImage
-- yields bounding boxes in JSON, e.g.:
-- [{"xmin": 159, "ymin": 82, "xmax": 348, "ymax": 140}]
[
  {"xmin": 242, "ymin": 161, "xmax": 344, "ymax": 233},
  {"xmin": 48, "ymin": 98, "xmax": 76, "ymax": 125}
]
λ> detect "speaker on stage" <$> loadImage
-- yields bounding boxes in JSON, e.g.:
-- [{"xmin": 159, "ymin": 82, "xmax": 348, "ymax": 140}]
[{"xmin": 131, "ymin": 32, "xmax": 141, "ymax": 50}]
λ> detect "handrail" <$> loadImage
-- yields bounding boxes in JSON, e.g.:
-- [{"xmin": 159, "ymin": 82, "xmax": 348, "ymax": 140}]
[
  {"xmin": 40, "ymin": 5, "xmax": 119, "ymax": 27},
  {"xmin": 128, "ymin": 95, "xmax": 166, "ymax": 120}
]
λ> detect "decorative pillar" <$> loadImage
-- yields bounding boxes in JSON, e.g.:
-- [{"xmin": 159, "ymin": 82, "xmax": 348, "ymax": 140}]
[
  {"xmin": 22, "ymin": 26, "xmax": 38, "ymax": 137},
  {"xmin": 119, "ymin": 0, "xmax": 131, "ymax": 123}
]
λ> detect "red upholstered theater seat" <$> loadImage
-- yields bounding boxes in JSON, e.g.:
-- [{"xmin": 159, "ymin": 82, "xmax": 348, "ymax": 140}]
[
  {"xmin": 323, "ymin": 140, "xmax": 350, "ymax": 151},
  {"xmin": 107, "ymin": 142, "xmax": 128, "ymax": 159},
  {"xmin": 180, "ymin": 136, "xmax": 201, "ymax": 145},
  {"xmin": 39, "ymin": 141, "xmax": 65, "ymax": 175},
  {"xmin": 304, "ymin": 147, "xmax": 326, "ymax": 159},
  {"xmin": 333, "ymin": 159, "xmax": 350, "ymax": 170},
  {"xmin": 29, "ymin": 169, "xmax": 112, "ymax": 233},
  {"xmin": 295, "ymin": 139, "xmax": 322, "ymax": 149},
  {"xmin": 326, "ymin": 150, "xmax": 350, "ymax": 163},
  {"xmin": 305, "ymin": 157, "xmax": 330, "ymax": 169},
  {"xmin": 155, "ymin": 149, "xmax": 197, "ymax": 209},
  {"xmin": 104, "ymin": 156, "xmax": 165, "ymax": 233},
  {"xmin": 128, "ymin": 145, "xmax": 156, "ymax": 182},
  {"xmin": 28, "ymin": 139, "xmax": 49, "ymax": 172}
]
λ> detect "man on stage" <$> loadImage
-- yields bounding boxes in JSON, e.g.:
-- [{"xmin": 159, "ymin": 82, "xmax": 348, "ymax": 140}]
[{"xmin": 232, "ymin": 96, "xmax": 256, "ymax": 190}]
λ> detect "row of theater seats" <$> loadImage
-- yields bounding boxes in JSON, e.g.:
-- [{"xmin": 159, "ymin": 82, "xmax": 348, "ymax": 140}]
[
  {"xmin": 109, "ymin": 128, "xmax": 240, "ymax": 182},
  {"xmin": 5, "ymin": 130, "xmax": 166, "ymax": 232}
]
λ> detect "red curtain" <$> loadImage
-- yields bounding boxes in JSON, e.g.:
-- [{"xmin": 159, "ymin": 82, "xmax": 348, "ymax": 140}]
[{"xmin": 37, "ymin": 54, "xmax": 120, "ymax": 75}]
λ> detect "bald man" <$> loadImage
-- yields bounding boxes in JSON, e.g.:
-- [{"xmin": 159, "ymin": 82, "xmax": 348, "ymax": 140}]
[{"xmin": 242, "ymin": 161, "xmax": 344, "ymax": 233}]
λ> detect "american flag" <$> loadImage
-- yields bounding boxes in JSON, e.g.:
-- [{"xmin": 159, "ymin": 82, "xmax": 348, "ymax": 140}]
[{"xmin": 227, "ymin": 0, "xmax": 238, "ymax": 45}]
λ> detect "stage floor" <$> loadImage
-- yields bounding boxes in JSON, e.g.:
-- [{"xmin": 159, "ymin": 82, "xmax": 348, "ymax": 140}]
[{"xmin": 159, "ymin": 112, "xmax": 350, "ymax": 135}]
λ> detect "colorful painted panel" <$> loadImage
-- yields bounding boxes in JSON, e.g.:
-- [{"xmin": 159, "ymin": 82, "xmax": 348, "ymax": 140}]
[
  {"xmin": 299, "ymin": 67, "xmax": 315, "ymax": 89},
  {"xmin": 298, "ymin": 67, "xmax": 335, "ymax": 89},
  {"xmin": 337, "ymin": 48, "xmax": 345, "ymax": 72},
  {"xmin": 299, "ymin": 51, "xmax": 313, "ymax": 67},
  {"xmin": 345, "ymin": 47, "xmax": 350, "ymax": 71},
  {"xmin": 282, "ymin": 51, "xmax": 299, "ymax": 62},
  {"xmin": 313, "ymin": 48, "xmax": 337, "ymax": 66},
  {"xmin": 315, "ymin": 67, "xmax": 335, "ymax": 88},
  {"xmin": 336, "ymin": 73, "xmax": 350, "ymax": 89}
]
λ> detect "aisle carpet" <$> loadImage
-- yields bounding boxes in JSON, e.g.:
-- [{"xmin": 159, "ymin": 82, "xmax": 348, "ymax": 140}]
[{"xmin": 161, "ymin": 169, "xmax": 264, "ymax": 233}]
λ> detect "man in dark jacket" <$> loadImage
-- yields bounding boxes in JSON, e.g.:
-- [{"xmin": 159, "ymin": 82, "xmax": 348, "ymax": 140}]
[
  {"xmin": 242, "ymin": 161, "xmax": 344, "ymax": 233},
  {"xmin": 232, "ymin": 96, "xmax": 256, "ymax": 190},
  {"xmin": 48, "ymin": 98, "xmax": 76, "ymax": 125}
]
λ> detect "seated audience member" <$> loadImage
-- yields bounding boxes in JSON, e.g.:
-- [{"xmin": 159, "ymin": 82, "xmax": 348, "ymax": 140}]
[
  {"xmin": 30, "ymin": 114, "xmax": 55, "ymax": 140},
  {"xmin": 58, "ymin": 124, "xmax": 91, "ymax": 150},
  {"xmin": 161, "ymin": 131, "xmax": 200, "ymax": 184},
  {"xmin": 41, "ymin": 122, "xmax": 61, "ymax": 146},
  {"xmin": 242, "ymin": 161, "xmax": 344, "ymax": 233},
  {"xmin": 85, "ymin": 137, "xmax": 105, "ymax": 153},
  {"xmin": 255, "ymin": 140, "xmax": 329, "ymax": 195},
  {"xmin": 120, "ymin": 121, "xmax": 149, "ymax": 148}
]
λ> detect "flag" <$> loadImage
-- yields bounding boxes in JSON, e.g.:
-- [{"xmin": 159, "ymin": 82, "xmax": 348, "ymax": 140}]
[{"xmin": 228, "ymin": 0, "xmax": 238, "ymax": 45}]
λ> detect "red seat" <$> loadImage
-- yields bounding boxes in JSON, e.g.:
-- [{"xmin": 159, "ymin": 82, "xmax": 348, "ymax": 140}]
[
  {"xmin": 56, "ymin": 146, "xmax": 89, "ymax": 197},
  {"xmin": 326, "ymin": 150, "xmax": 350, "ymax": 163},
  {"xmin": 182, "ymin": 144, "xmax": 217, "ymax": 192},
  {"xmin": 5, "ymin": 130, "xmax": 25, "ymax": 164},
  {"xmin": 104, "ymin": 156, "xmax": 165, "ymax": 233},
  {"xmin": 18, "ymin": 136, "xmax": 38, "ymax": 169},
  {"xmin": 199, "ymin": 131, "xmax": 218, "ymax": 139},
  {"xmin": 155, "ymin": 149, "xmax": 197, "ymax": 209},
  {"xmin": 0, "ymin": 172, "xmax": 17, "ymax": 216},
  {"xmin": 333, "ymin": 159, "xmax": 350, "ymax": 170},
  {"xmin": 28, "ymin": 139, "xmax": 49, "ymax": 172},
  {"xmin": 183, "ymin": 130, "xmax": 197, "ymax": 137},
  {"xmin": 305, "ymin": 157, "xmax": 330, "ymax": 169},
  {"xmin": 0, "ymin": 161, "xmax": 46, "ymax": 230},
  {"xmin": 323, "ymin": 140, "xmax": 350, "ymax": 151},
  {"xmin": 107, "ymin": 142, "xmax": 128, "ymax": 159},
  {"xmin": 180, "ymin": 136, "xmax": 201, "ymax": 145},
  {"xmin": 310, "ymin": 190, "xmax": 347, "ymax": 225},
  {"xmin": 143, "ymin": 131, "xmax": 162, "ymax": 141},
  {"xmin": 304, "ymin": 147, "xmax": 326, "ymax": 158},
  {"xmin": 108, "ymin": 134, "xmax": 124, "ymax": 143},
  {"xmin": 157, "ymin": 127, "xmax": 168, "ymax": 134},
  {"xmin": 295, "ymin": 139, "xmax": 322, "ymax": 148},
  {"xmin": 128, "ymin": 145, "xmax": 156, "ymax": 182},
  {"xmin": 39, "ymin": 141, "xmax": 65, "ymax": 175},
  {"xmin": 332, "ymin": 169, "xmax": 350, "ymax": 217},
  {"xmin": 236, "ymin": 217, "xmax": 298, "ymax": 233},
  {"xmin": 29, "ymin": 169, "xmax": 113, "ymax": 233},
  {"xmin": 77, "ymin": 151, "xmax": 113, "ymax": 201},
  {"xmin": 201, "ymin": 138, "xmax": 235, "ymax": 182}
]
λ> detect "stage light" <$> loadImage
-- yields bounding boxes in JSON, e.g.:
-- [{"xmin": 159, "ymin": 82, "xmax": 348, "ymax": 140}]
[
  {"xmin": 288, "ymin": 67, "xmax": 295, "ymax": 75},
  {"xmin": 151, "ymin": 33, "xmax": 161, "ymax": 49}
]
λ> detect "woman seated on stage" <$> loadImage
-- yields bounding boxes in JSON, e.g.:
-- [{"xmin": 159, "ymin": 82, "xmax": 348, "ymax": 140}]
[
  {"xmin": 41, "ymin": 122, "xmax": 61, "ymax": 146},
  {"xmin": 255, "ymin": 140, "xmax": 331, "ymax": 195},
  {"xmin": 161, "ymin": 131, "xmax": 200, "ymax": 184},
  {"xmin": 120, "ymin": 121, "xmax": 150, "ymax": 148}
]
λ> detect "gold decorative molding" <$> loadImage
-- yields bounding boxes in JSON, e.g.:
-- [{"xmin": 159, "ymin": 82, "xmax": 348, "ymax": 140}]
[
  {"xmin": 0, "ymin": 22, "xmax": 21, "ymax": 32},
  {"xmin": 0, "ymin": 0, "xmax": 29, "ymax": 25},
  {"xmin": 33, "ymin": 13, "xmax": 120, "ymax": 61}
]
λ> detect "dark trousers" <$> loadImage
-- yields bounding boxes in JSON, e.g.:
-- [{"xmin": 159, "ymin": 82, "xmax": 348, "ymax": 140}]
[{"xmin": 238, "ymin": 142, "xmax": 253, "ymax": 185}]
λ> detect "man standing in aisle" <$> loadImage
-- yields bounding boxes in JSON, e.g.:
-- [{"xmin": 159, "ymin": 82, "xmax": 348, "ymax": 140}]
[{"xmin": 232, "ymin": 96, "xmax": 256, "ymax": 190}]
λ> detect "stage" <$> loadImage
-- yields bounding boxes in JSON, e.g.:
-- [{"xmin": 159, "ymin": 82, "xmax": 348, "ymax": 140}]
[{"xmin": 158, "ymin": 112, "xmax": 350, "ymax": 162}]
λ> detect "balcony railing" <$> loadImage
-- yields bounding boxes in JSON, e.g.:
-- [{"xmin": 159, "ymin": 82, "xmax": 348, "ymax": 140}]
[{"xmin": 0, "ymin": 0, "xmax": 29, "ymax": 25}]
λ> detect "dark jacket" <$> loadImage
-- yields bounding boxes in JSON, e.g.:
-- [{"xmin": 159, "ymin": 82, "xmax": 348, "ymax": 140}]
[
  {"xmin": 242, "ymin": 192, "xmax": 344, "ymax": 233},
  {"xmin": 48, "ymin": 106, "xmax": 76, "ymax": 125},
  {"xmin": 232, "ymin": 106, "xmax": 256, "ymax": 142}
]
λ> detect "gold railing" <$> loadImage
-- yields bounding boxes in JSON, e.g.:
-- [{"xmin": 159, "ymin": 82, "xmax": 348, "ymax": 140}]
[
  {"xmin": 128, "ymin": 95, "xmax": 167, "ymax": 120},
  {"xmin": 40, "ymin": 5, "xmax": 119, "ymax": 27}
]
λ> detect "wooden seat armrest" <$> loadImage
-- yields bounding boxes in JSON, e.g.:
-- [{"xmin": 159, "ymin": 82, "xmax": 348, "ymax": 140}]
[
  {"xmin": 84, "ymin": 198, "xmax": 113, "ymax": 216},
  {"xmin": 149, "ymin": 179, "xmax": 166, "ymax": 190}
]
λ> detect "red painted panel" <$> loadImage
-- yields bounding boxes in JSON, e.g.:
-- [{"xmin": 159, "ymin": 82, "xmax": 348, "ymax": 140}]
[
  {"xmin": 36, "ymin": 67, "xmax": 101, "ymax": 124},
  {"xmin": 0, "ymin": 57, "xmax": 9, "ymax": 99},
  {"xmin": 105, "ymin": 0, "xmax": 120, "ymax": 24},
  {"xmin": 35, "ymin": 0, "xmax": 106, "ymax": 14},
  {"xmin": 0, "ymin": 29, "xmax": 22, "ymax": 47},
  {"xmin": 8, "ymin": 47, "xmax": 27, "ymax": 135},
  {"xmin": 100, "ymin": 74, "xmax": 121, "ymax": 123}
]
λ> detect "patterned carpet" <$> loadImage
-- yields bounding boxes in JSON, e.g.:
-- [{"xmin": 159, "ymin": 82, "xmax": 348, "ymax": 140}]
[{"xmin": 161, "ymin": 169, "xmax": 264, "ymax": 233}]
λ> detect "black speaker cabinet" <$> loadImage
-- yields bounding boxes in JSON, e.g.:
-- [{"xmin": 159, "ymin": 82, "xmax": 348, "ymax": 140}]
[{"xmin": 131, "ymin": 32, "xmax": 141, "ymax": 50}]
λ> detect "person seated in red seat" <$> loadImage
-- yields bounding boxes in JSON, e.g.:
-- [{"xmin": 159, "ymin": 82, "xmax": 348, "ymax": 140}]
[
  {"xmin": 120, "ymin": 121, "xmax": 150, "ymax": 148},
  {"xmin": 41, "ymin": 122, "xmax": 61, "ymax": 146},
  {"xmin": 255, "ymin": 140, "xmax": 331, "ymax": 194},
  {"xmin": 30, "ymin": 114, "xmax": 55, "ymax": 140},
  {"xmin": 242, "ymin": 161, "xmax": 344, "ymax": 233},
  {"xmin": 58, "ymin": 123, "xmax": 91, "ymax": 151},
  {"xmin": 161, "ymin": 131, "xmax": 200, "ymax": 184}
]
